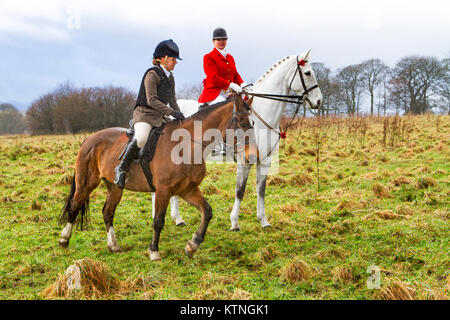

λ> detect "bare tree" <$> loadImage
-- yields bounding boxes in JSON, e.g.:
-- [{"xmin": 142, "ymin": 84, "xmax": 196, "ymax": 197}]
[
  {"xmin": 0, "ymin": 103, "xmax": 27, "ymax": 134},
  {"xmin": 360, "ymin": 59, "xmax": 389, "ymax": 115},
  {"xmin": 176, "ymin": 82, "xmax": 203, "ymax": 100},
  {"xmin": 388, "ymin": 55, "xmax": 447, "ymax": 114},
  {"xmin": 311, "ymin": 62, "xmax": 332, "ymax": 115},
  {"xmin": 26, "ymin": 82, "xmax": 135, "ymax": 134},
  {"xmin": 335, "ymin": 64, "xmax": 364, "ymax": 115}
]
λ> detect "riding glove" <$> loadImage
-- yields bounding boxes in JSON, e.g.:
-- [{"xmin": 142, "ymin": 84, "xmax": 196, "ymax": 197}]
[
  {"xmin": 171, "ymin": 111, "xmax": 185, "ymax": 121},
  {"xmin": 229, "ymin": 82, "xmax": 243, "ymax": 93}
]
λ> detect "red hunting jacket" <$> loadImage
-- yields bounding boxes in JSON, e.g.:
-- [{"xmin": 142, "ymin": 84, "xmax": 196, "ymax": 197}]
[{"xmin": 198, "ymin": 48, "xmax": 244, "ymax": 103}]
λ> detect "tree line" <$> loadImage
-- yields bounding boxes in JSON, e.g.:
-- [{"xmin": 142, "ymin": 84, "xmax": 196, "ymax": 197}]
[
  {"xmin": 25, "ymin": 82, "xmax": 135, "ymax": 134},
  {"xmin": 311, "ymin": 54, "xmax": 449, "ymax": 116},
  {"xmin": 1, "ymin": 54, "xmax": 448, "ymax": 135}
]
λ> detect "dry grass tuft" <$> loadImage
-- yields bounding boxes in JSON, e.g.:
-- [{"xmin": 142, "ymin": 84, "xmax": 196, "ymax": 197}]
[
  {"xmin": 1, "ymin": 196, "xmax": 15, "ymax": 203},
  {"xmin": 300, "ymin": 148, "xmax": 317, "ymax": 156},
  {"xmin": 280, "ymin": 257, "xmax": 313, "ymax": 283},
  {"xmin": 395, "ymin": 205, "xmax": 414, "ymax": 216},
  {"xmin": 378, "ymin": 280, "xmax": 416, "ymax": 300},
  {"xmin": 416, "ymin": 176, "xmax": 437, "ymax": 189},
  {"xmin": 202, "ymin": 184, "xmax": 222, "ymax": 195},
  {"xmin": 372, "ymin": 183, "xmax": 390, "ymax": 198},
  {"xmin": 358, "ymin": 160, "xmax": 369, "ymax": 166},
  {"xmin": 279, "ymin": 203, "xmax": 303, "ymax": 214},
  {"xmin": 230, "ymin": 288, "xmax": 252, "ymax": 300},
  {"xmin": 331, "ymin": 266, "xmax": 354, "ymax": 283},
  {"xmin": 391, "ymin": 176, "xmax": 411, "ymax": 186},
  {"xmin": 29, "ymin": 199, "xmax": 42, "ymax": 211},
  {"xmin": 41, "ymin": 258, "xmax": 123, "ymax": 299},
  {"xmin": 335, "ymin": 199, "xmax": 358, "ymax": 211},
  {"xmin": 286, "ymin": 145, "xmax": 297, "ymax": 155},
  {"xmin": 376, "ymin": 210, "xmax": 402, "ymax": 220},
  {"xmin": 290, "ymin": 173, "xmax": 314, "ymax": 186},
  {"xmin": 267, "ymin": 176, "xmax": 287, "ymax": 186},
  {"xmin": 259, "ymin": 244, "xmax": 278, "ymax": 262},
  {"xmin": 54, "ymin": 171, "xmax": 74, "ymax": 186}
]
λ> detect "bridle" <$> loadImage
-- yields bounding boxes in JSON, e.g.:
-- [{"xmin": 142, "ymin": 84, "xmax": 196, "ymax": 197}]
[
  {"xmin": 238, "ymin": 55, "xmax": 320, "ymax": 161},
  {"xmin": 243, "ymin": 55, "xmax": 319, "ymax": 106}
]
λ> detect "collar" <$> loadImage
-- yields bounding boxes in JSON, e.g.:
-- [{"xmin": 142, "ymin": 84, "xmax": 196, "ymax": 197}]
[
  {"xmin": 158, "ymin": 64, "xmax": 172, "ymax": 78},
  {"xmin": 215, "ymin": 47, "xmax": 228, "ymax": 58}
]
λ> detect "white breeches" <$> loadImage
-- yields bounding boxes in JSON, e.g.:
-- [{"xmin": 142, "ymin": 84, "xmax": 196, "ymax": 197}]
[
  {"xmin": 206, "ymin": 93, "xmax": 227, "ymax": 105},
  {"xmin": 134, "ymin": 122, "xmax": 152, "ymax": 148}
]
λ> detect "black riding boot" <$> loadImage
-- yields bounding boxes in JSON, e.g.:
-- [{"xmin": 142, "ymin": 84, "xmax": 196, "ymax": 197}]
[{"xmin": 114, "ymin": 138, "xmax": 140, "ymax": 189}]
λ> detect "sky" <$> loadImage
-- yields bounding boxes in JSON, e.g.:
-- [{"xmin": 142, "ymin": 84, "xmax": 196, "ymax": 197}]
[{"xmin": 1, "ymin": 0, "xmax": 449, "ymax": 110}]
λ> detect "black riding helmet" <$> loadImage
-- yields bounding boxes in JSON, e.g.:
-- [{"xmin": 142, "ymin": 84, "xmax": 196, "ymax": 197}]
[
  {"xmin": 153, "ymin": 39, "xmax": 182, "ymax": 60},
  {"xmin": 213, "ymin": 27, "xmax": 228, "ymax": 40}
]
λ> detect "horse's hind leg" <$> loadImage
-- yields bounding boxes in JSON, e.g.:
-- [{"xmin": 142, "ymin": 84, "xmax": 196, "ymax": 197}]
[
  {"xmin": 102, "ymin": 179, "xmax": 124, "ymax": 252},
  {"xmin": 181, "ymin": 187, "xmax": 212, "ymax": 259},
  {"xmin": 149, "ymin": 190, "xmax": 170, "ymax": 261}
]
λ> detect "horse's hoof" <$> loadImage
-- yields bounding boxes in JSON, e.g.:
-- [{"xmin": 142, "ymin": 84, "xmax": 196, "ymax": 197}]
[
  {"xmin": 230, "ymin": 227, "xmax": 241, "ymax": 232},
  {"xmin": 108, "ymin": 245, "xmax": 123, "ymax": 253},
  {"xmin": 262, "ymin": 224, "xmax": 272, "ymax": 229},
  {"xmin": 185, "ymin": 241, "xmax": 197, "ymax": 259},
  {"xmin": 149, "ymin": 251, "xmax": 161, "ymax": 261},
  {"xmin": 176, "ymin": 221, "xmax": 187, "ymax": 227},
  {"xmin": 58, "ymin": 238, "xmax": 69, "ymax": 248}
]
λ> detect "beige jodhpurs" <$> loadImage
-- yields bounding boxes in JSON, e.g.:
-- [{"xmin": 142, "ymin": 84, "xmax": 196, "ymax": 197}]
[{"xmin": 134, "ymin": 122, "xmax": 152, "ymax": 149}]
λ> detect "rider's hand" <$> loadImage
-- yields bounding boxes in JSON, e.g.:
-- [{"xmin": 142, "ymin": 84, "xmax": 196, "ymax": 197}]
[
  {"xmin": 229, "ymin": 82, "xmax": 243, "ymax": 93},
  {"xmin": 240, "ymin": 82, "xmax": 248, "ymax": 89},
  {"xmin": 171, "ymin": 111, "xmax": 185, "ymax": 121}
]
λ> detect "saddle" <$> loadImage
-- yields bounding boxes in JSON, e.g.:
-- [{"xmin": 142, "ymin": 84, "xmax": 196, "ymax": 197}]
[{"xmin": 121, "ymin": 120, "xmax": 165, "ymax": 192}]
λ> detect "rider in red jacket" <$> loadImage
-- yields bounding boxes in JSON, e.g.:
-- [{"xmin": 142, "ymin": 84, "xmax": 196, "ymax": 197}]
[{"xmin": 198, "ymin": 27, "xmax": 246, "ymax": 105}]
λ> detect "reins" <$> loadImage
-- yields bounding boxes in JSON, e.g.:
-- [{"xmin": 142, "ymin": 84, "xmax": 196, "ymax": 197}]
[{"xmin": 237, "ymin": 55, "xmax": 319, "ymax": 161}]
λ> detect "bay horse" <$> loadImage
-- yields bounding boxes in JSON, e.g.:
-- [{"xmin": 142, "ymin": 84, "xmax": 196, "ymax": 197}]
[
  {"xmin": 166, "ymin": 50, "xmax": 323, "ymax": 230},
  {"xmin": 58, "ymin": 95, "xmax": 256, "ymax": 261}
]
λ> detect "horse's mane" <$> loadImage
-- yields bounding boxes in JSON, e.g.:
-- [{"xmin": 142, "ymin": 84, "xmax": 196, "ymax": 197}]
[
  {"xmin": 185, "ymin": 98, "xmax": 233, "ymax": 121},
  {"xmin": 163, "ymin": 98, "xmax": 233, "ymax": 132},
  {"xmin": 255, "ymin": 56, "xmax": 292, "ymax": 85}
]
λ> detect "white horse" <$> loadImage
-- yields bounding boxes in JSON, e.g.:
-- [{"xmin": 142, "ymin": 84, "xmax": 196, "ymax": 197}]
[{"xmin": 152, "ymin": 50, "xmax": 322, "ymax": 230}]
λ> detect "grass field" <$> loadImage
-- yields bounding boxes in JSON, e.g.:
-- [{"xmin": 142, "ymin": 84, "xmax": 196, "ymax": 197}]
[{"xmin": 0, "ymin": 114, "xmax": 448, "ymax": 300}]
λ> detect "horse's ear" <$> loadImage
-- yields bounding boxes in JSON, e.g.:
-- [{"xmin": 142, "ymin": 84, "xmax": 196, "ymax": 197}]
[
  {"xmin": 305, "ymin": 49, "xmax": 311, "ymax": 60},
  {"xmin": 235, "ymin": 94, "xmax": 243, "ymax": 108},
  {"xmin": 247, "ymin": 96, "xmax": 254, "ymax": 107}
]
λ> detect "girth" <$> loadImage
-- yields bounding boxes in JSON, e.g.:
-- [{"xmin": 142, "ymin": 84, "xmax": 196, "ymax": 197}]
[{"xmin": 120, "ymin": 122, "xmax": 165, "ymax": 191}]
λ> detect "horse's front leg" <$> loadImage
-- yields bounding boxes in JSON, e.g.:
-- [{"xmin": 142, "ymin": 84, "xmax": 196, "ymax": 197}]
[
  {"xmin": 256, "ymin": 162, "xmax": 271, "ymax": 228},
  {"xmin": 149, "ymin": 190, "xmax": 170, "ymax": 261},
  {"xmin": 181, "ymin": 187, "xmax": 213, "ymax": 259},
  {"xmin": 230, "ymin": 164, "xmax": 251, "ymax": 231},
  {"xmin": 152, "ymin": 193, "xmax": 185, "ymax": 226}
]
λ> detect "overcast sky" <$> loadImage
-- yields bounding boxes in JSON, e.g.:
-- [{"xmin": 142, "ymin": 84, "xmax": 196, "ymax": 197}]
[{"xmin": 1, "ymin": 0, "xmax": 449, "ymax": 108}]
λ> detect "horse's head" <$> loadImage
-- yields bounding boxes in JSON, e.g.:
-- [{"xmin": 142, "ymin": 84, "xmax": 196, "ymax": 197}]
[
  {"xmin": 231, "ymin": 95, "xmax": 258, "ymax": 164},
  {"xmin": 287, "ymin": 50, "xmax": 323, "ymax": 110}
]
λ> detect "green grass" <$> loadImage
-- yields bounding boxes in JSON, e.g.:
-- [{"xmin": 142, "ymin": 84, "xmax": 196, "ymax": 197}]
[{"xmin": 0, "ymin": 115, "xmax": 448, "ymax": 299}]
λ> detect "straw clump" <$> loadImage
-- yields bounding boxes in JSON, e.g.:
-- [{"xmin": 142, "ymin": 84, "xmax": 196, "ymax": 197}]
[
  {"xmin": 280, "ymin": 257, "xmax": 313, "ymax": 283},
  {"xmin": 378, "ymin": 280, "xmax": 416, "ymax": 300},
  {"xmin": 372, "ymin": 183, "xmax": 390, "ymax": 198},
  {"xmin": 416, "ymin": 176, "xmax": 437, "ymax": 189},
  {"xmin": 41, "ymin": 258, "xmax": 156, "ymax": 299},
  {"xmin": 290, "ymin": 172, "xmax": 314, "ymax": 186}
]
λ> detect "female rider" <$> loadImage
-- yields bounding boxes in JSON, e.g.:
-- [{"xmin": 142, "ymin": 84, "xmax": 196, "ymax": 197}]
[{"xmin": 114, "ymin": 39, "xmax": 185, "ymax": 189}]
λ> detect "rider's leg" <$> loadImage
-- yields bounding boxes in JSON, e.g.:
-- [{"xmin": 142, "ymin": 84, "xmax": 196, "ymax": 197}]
[{"xmin": 114, "ymin": 122, "xmax": 151, "ymax": 189}]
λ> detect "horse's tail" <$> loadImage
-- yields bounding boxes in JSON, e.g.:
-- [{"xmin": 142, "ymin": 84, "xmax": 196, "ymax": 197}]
[{"xmin": 58, "ymin": 173, "xmax": 90, "ymax": 230}]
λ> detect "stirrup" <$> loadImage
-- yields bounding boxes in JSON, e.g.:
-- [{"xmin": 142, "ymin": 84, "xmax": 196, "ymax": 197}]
[{"xmin": 114, "ymin": 168, "xmax": 128, "ymax": 188}]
